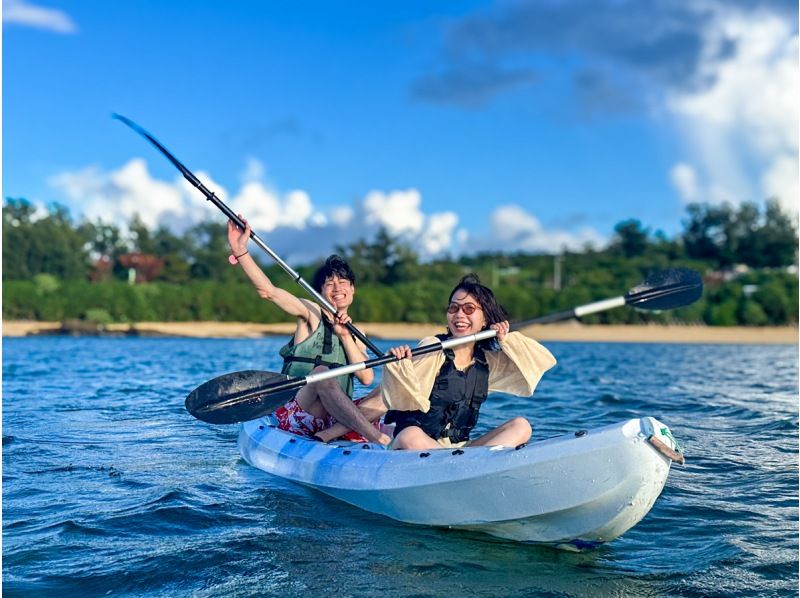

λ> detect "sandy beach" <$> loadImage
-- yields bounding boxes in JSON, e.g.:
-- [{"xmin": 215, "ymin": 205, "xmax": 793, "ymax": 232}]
[{"xmin": 3, "ymin": 320, "xmax": 797, "ymax": 344}]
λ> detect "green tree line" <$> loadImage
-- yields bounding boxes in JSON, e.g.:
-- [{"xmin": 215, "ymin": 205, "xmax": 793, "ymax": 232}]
[{"xmin": 2, "ymin": 197, "xmax": 797, "ymax": 326}]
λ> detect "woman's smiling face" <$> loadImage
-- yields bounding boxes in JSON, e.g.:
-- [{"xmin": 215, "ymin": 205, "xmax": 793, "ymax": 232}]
[{"xmin": 447, "ymin": 290, "xmax": 486, "ymax": 337}]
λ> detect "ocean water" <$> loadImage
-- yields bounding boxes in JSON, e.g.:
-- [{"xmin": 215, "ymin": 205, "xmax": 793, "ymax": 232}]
[{"xmin": 2, "ymin": 336, "xmax": 797, "ymax": 597}]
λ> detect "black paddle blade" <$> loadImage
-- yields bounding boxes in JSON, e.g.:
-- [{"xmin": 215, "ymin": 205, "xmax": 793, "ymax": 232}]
[
  {"xmin": 113, "ymin": 113, "xmax": 203, "ymax": 188},
  {"xmin": 625, "ymin": 268, "xmax": 703, "ymax": 311},
  {"xmin": 185, "ymin": 370, "xmax": 298, "ymax": 424}
]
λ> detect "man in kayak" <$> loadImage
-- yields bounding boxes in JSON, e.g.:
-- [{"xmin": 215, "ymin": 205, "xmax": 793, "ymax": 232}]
[
  {"xmin": 227, "ymin": 216, "xmax": 390, "ymax": 445},
  {"xmin": 381, "ymin": 274, "xmax": 556, "ymax": 449}
]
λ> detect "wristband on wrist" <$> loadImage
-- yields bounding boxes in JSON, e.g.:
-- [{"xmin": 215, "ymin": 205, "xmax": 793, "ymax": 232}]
[{"xmin": 228, "ymin": 250, "xmax": 248, "ymax": 265}]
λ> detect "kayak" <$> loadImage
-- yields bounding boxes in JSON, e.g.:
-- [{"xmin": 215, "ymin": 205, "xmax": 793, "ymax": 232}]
[{"xmin": 238, "ymin": 416, "xmax": 683, "ymax": 550}]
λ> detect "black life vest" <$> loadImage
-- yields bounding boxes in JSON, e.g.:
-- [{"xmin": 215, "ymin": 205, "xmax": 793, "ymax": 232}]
[{"xmin": 385, "ymin": 334, "xmax": 490, "ymax": 443}]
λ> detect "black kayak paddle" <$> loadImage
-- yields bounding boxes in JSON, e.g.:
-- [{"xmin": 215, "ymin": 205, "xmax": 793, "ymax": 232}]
[
  {"xmin": 113, "ymin": 114, "xmax": 383, "ymax": 358},
  {"xmin": 186, "ymin": 267, "xmax": 703, "ymax": 424}
]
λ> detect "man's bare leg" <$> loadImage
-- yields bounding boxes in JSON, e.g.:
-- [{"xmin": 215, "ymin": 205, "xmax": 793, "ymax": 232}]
[
  {"xmin": 314, "ymin": 379, "xmax": 389, "ymax": 445},
  {"xmin": 315, "ymin": 388, "xmax": 386, "ymax": 442},
  {"xmin": 292, "ymin": 368, "xmax": 388, "ymax": 445}
]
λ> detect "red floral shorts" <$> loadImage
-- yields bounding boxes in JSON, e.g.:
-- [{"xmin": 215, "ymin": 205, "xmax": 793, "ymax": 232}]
[{"xmin": 274, "ymin": 397, "xmax": 378, "ymax": 442}]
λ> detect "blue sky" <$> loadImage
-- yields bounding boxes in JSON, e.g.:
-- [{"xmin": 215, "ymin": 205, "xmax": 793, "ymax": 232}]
[{"xmin": 3, "ymin": 0, "xmax": 798, "ymax": 263}]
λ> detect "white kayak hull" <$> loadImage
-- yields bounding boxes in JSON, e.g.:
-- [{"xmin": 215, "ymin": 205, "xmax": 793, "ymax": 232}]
[{"xmin": 238, "ymin": 416, "xmax": 680, "ymax": 549}]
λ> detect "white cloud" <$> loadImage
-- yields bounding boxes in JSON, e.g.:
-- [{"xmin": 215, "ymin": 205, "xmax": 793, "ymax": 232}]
[
  {"xmin": 3, "ymin": 0, "xmax": 77, "ymax": 33},
  {"xmin": 362, "ymin": 189, "xmax": 425, "ymax": 236},
  {"xmin": 49, "ymin": 159, "xmax": 184, "ymax": 230},
  {"xmin": 359, "ymin": 188, "xmax": 461, "ymax": 257},
  {"xmin": 471, "ymin": 205, "xmax": 607, "ymax": 253},
  {"xmin": 670, "ymin": 162, "xmax": 700, "ymax": 203},
  {"xmin": 48, "ymin": 159, "xmax": 603, "ymax": 261},
  {"xmin": 471, "ymin": 205, "xmax": 605, "ymax": 254},
  {"xmin": 240, "ymin": 157, "xmax": 266, "ymax": 184},
  {"xmin": 420, "ymin": 212, "xmax": 459, "ymax": 256},
  {"xmin": 666, "ymin": 7, "xmax": 799, "ymax": 214},
  {"xmin": 281, "ymin": 190, "xmax": 314, "ymax": 228},
  {"xmin": 762, "ymin": 154, "xmax": 798, "ymax": 206},
  {"xmin": 330, "ymin": 206, "xmax": 353, "ymax": 226},
  {"xmin": 48, "ymin": 158, "xmax": 319, "ymax": 236}
]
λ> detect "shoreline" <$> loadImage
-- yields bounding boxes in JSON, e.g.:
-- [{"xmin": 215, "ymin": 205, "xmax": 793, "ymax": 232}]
[{"xmin": 2, "ymin": 320, "xmax": 797, "ymax": 345}]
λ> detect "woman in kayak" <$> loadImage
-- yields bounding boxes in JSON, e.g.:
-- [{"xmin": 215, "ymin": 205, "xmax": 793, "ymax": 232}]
[
  {"xmin": 227, "ymin": 216, "xmax": 390, "ymax": 445},
  {"xmin": 382, "ymin": 274, "xmax": 556, "ymax": 450}
]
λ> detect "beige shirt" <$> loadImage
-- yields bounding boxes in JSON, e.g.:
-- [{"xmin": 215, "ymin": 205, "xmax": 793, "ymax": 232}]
[{"xmin": 381, "ymin": 331, "xmax": 557, "ymax": 413}]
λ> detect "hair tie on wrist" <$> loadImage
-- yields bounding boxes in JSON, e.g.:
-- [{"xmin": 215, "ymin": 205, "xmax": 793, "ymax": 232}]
[{"xmin": 228, "ymin": 250, "xmax": 248, "ymax": 264}]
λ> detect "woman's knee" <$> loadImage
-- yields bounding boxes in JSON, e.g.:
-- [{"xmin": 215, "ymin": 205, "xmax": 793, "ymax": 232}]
[
  {"xmin": 507, "ymin": 417, "xmax": 532, "ymax": 442},
  {"xmin": 392, "ymin": 426, "xmax": 432, "ymax": 450}
]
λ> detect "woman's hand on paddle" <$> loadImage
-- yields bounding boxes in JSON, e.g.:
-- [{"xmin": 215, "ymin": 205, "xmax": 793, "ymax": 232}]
[
  {"xmin": 388, "ymin": 345, "xmax": 412, "ymax": 360},
  {"xmin": 490, "ymin": 320, "xmax": 510, "ymax": 342},
  {"xmin": 227, "ymin": 214, "xmax": 250, "ymax": 254}
]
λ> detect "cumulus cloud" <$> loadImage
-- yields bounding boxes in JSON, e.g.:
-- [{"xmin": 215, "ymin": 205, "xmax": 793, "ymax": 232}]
[
  {"xmin": 46, "ymin": 159, "xmax": 462, "ymax": 261},
  {"xmin": 670, "ymin": 162, "xmax": 700, "ymax": 203},
  {"xmin": 362, "ymin": 189, "xmax": 425, "ymax": 236},
  {"xmin": 240, "ymin": 157, "xmax": 266, "ymax": 185},
  {"xmin": 359, "ymin": 189, "xmax": 461, "ymax": 257},
  {"xmin": 47, "ymin": 158, "xmax": 607, "ymax": 262},
  {"xmin": 48, "ymin": 158, "xmax": 314, "ymax": 235},
  {"xmin": 470, "ymin": 205, "xmax": 605, "ymax": 254},
  {"xmin": 666, "ymin": 8, "xmax": 799, "ymax": 213},
  {"xmin": 415, "ymin": 0, "xmax": 798, "ymax": 214},
  {"xmin": 3, "ymin": 0, "xmax": 77, "ymax": 33},
  {"xmin": 50, "ymin": 160, "xmax": 184, "ymax": 230}
]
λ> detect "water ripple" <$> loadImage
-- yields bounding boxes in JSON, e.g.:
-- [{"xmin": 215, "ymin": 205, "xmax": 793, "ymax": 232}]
[{"xmin": 3, "ymin": 337, "xmax": 797, "ymax": 597}]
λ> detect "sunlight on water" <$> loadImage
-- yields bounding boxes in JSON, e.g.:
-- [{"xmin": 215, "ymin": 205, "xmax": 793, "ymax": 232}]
[{"xmin": 3, "ymin": 337, "xmax": 798, "ymax": 596}]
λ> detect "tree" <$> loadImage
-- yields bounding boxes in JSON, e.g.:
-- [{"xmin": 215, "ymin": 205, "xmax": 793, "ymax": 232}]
[
  {"xmin": 612, "ymin": 219, "xmax": 650, "ymax": 258},
  {"xmin": 185, "ymin": 221, "xmax": 239, "ymax": 281},
  {"xmin": 682, "ymin": 203, "xmax": 734, "ymax": 265},
  {"xmin": 3, "ymin": 199, "xmax": 90, "ymax": 280},
  {"xmin": 129, "ymin": 214, "xmax": 156, "ymax": 254},
  {"xmin": 681, "ymin": 200, "xmax": 798, "ymax": 268},
  {"xmin": 336, "ymin": 228, "xmax": 420, "ymax": 285},
  {"xmin": 756, "ymin": 199, "xmax": 798, "ymax": 267}
]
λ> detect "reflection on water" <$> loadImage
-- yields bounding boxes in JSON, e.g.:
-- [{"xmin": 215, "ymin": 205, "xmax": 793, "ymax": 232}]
[{"xmin": 3, "ymin": 337, "xmax": 798, "ymax": 596}]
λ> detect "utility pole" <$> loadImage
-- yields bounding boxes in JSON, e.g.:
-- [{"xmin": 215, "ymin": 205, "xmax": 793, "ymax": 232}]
[{"xmin": 553, "ymin": 254, "xmax": 562, "ymax": 291}]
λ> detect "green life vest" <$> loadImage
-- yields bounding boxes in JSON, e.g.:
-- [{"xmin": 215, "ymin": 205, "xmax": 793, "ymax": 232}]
[{"xmin": 279, "ymin": 316, "xmax": 354, "ymax": 397}]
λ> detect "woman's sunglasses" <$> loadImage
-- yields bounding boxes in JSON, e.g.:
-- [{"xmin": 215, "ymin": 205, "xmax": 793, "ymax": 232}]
[{"xmin": 447, "ymin": 302, "xmax": 481, "ymax": 315}]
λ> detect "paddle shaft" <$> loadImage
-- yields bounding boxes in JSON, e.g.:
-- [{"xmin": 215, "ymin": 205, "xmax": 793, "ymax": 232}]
[
  {"xmin": 513, "ymin": 272, "xmax": 701, "ymax": 327},
  {"xmin": 113, "ymin": 114, "xmax": 383, "ymax": 357},
  {"xmin": 513, "ymin": 297, "xmax": 627, "ymax": 326},
  {"xmin": 206, "ymin": 329, "xmax": 498, "ymax": 412},
  {"xmin": 188, "ymin": 266, "xmax": 703, "ymax": 422},
  {"xmin": 254, "ymin": 267, "xmax": 701, "ymax": 395}
]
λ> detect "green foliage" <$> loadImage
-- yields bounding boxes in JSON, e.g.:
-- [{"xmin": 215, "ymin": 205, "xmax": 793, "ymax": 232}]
[
  {"xmin": 682, "ymin": 200, "xmax": 798, "ymax": 268},
  {"xmin": 83, "ymin": 308, "xmax": 113, "ymax": 325},
  {"xmin": 2, "ymin": 198, "xmax": 798, "ymax": 326},
  {"xmin": 611, "ymin": 219, "xmax": 650, "ymax": 258},
  {"xmin": 34, "ymin": 273, "xmax": 60, "ymax": 294},
  {"xmin": 3, "ymin": 199, "xmax": 90, "ymax": 280}
]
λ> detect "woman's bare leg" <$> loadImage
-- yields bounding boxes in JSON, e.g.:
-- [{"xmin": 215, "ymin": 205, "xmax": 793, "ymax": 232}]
[
  {"xmin": 391, "ymin": 426, "xmax": 440, "ymax": 450},
  {"xmin": 470, "ymin": 417, "xmax": 531, "ymax": 447}
]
